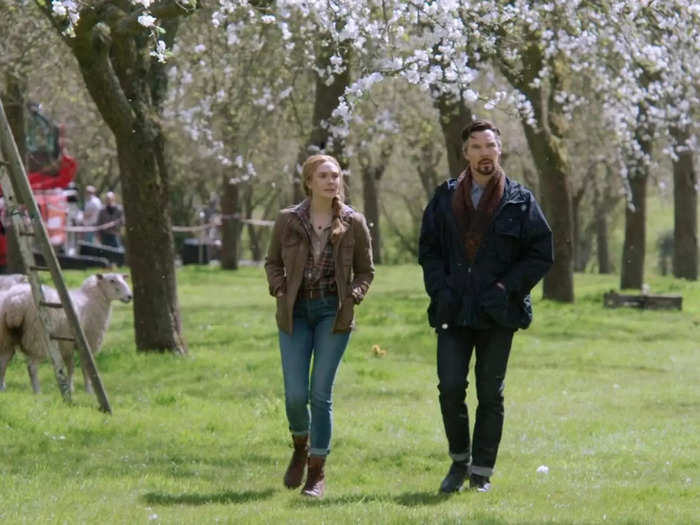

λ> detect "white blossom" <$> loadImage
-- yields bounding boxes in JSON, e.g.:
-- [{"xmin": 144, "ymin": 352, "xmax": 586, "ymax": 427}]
[
  {"xmin": 149, "ymin": 40, "xmax": 167, "ymax": 63},
  {"xmin": 137, "ymin": 14, "xmax": 157, "ymax": 28}
]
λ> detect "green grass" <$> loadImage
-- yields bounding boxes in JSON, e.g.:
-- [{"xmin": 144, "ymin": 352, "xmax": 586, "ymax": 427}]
[{"xmin": 0, "ymin": 265, "xmax": 698, "ymax": 524}]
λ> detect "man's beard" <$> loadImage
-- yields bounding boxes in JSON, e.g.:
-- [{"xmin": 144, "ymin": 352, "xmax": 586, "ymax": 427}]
[{"xmin": 474, "ymin": 160, "xmax": 496, "ymax": 176}]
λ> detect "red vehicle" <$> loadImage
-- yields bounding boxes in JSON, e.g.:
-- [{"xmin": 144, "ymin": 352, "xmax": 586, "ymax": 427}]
[{"xmin": 0, "ymin": 104, "xmax": 77, "ymax": 267}]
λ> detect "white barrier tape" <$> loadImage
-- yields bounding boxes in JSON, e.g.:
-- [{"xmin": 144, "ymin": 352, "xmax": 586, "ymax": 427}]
[
  {"xmin": 172, "ymin": 224, "xmax": 212, "ymax": 233},
  {"xmin": 172, "ymin": 217, "xmax": 274, "ymax": 232},
  {"xmin": 63, "ymin": 217, "xmax": 272, "ymax": 234},
  {"xmin": 45, "ymin": 203, "xmax": 69, "ymax": 212},
  {"xmin": 214, "ymin": 213, "xmax": 275, "ymax": 227},
  {"xmin": 64, "ymin": 219, "xmax": 122, "ymax": 233},
  {"xmin": 239, "ymin": 218, "xmax": 275, "ymax": 227}
]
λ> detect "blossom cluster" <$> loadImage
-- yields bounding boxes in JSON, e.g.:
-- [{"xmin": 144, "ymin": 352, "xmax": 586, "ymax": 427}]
[{"xmin": 46, "ymin": 0, "xmax": 700, "ymax": 179}]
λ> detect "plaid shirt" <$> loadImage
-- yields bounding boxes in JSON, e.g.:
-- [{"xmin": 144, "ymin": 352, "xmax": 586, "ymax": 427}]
[{"xmin": 297, "ymin": 203, "xmax": 337, "ymax": 299}]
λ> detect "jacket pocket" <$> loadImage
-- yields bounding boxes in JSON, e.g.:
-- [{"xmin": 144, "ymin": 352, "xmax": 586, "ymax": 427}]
[
  {"xmin": 275, "ymin": 294, "xmax": 290, "ymax": 332},
  {"xmin": 493, "ymin": 216, "xmax": 521, "ymax": 262},
  {"xmin": 281, "ymin": 231, "xmax": 304, "ymax": 265},
  {"xmin": 340, "ymin": 242, "xmax": 355, "ymax": 289},
  {"xmin": 340, "ymin": 239, "xmax": 354, "ymax": 265},
  {"xmin": 283, "ymin": 230, "xmax": 305, "ymax": 247},
  {"xmin": 335, "ymin": 298, "xmax": 355, "ymax": 332}
]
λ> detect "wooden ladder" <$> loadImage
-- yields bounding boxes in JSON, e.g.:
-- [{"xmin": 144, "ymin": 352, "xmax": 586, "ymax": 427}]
[{"xmin": 0, "ymin": 96, "xmax": 111, "ymax": 413}]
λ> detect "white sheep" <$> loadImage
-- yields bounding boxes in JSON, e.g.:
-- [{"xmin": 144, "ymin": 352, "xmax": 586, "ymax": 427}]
[
  {"xmin": 0, "ymin": 274, "xmax": 27, "ymax": 290},
  {"xmin": 0, "ymin": 273, "xmax": 132, "ymax": 393}
]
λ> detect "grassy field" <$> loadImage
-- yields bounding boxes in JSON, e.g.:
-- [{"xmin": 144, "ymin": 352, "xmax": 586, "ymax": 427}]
[{"xmin": 0, "ymin": 265, "xmax": 698, "ymax": 524}]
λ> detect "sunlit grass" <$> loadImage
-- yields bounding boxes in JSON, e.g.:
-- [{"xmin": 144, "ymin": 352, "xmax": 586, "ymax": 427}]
[{"xmin": 0, "ymin": 265, "xmax": 697, "ymax": 524}]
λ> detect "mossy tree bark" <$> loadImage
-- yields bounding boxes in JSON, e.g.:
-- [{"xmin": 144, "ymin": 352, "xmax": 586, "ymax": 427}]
[
  {"xmin": 292, "ymin": 39, "xmax": 350, "ymax": 204},
  {"xmin": 434, "ymin": 93, "xmax": 471, "ymax": 179},
  {"xmin": 620, "ymin": 125, "xmax": 652, "ymax": 291},
  {"xmin": 502, "ymin": 44, "xmax": 575, "ymax": 302},
  {"xmin": 671, "ymin": 126, "xmax": 698, "ymax": 280},
  {"xmin": 220, "ymin": 171, "xmax": 241, "ymax": 270},
  {"xmin": 3, "ymin": 72, "xmax": 27, "ymax": 274},
  {"xmin": 359, "ymin": 143, "xmax": 392, "ymax": 264}
]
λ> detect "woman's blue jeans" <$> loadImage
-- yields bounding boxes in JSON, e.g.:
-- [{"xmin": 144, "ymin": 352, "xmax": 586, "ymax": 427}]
[{"xmin": 279, "ymin": 296, "xmax": 350, "ymax": 457}]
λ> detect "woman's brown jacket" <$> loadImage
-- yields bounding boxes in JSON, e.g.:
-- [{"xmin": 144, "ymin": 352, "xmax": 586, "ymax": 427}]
[{"xmin": 265, "ymin": 200, "xmax": 375, "ymax": 334}]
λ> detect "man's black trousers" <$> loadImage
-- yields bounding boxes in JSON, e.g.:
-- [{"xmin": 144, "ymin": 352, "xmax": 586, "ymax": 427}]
[{"xmin": 436, "ymin": 325, "xmax": 514, "ymax": 477}]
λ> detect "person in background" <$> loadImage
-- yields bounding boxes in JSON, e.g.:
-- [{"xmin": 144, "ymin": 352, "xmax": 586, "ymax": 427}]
[
  {"xmin": 265, "ymin": 154, "xmax": 374, "ymax": 498},
  {"xmin": 419, "ymin": 119, "xmax": 553, "ymax": 493},
  {"xmin": 97, "ymin": 191, "xmax": 124, "ymax": 248},
  {"xmin": 82, "ymin": 184, "xmax": 102, "ymax": 243}
]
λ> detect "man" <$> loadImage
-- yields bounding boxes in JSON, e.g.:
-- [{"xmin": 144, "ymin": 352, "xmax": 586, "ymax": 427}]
[
  {"xmin": 82, "ymin": 185, "xmax": 102, "ymax": 243},
  {"xmin": 97, "ymin": 191, "xmax": 124, "ymax": 248},
  {"xmin": 418, "ymin": 120, "xmax": 553, "ymax": 493}
]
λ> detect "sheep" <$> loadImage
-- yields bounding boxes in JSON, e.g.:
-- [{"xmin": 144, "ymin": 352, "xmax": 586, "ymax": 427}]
[
  {"xmin": 0, "ymin": 274, "xmax": 27, "ymax": 290},
  {"xmin": 0, "ymin": 273, "xmax": 132, "ymax": 393}
]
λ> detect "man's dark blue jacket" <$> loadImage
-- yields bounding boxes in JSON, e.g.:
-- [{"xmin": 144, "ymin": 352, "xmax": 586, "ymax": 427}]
[{"xmin": 419, "ymin": 176, "xmax": 554, "ymax": 330}]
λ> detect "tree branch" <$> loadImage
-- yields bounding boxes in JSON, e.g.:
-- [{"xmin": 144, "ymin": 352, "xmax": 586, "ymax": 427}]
[
  {"xmin": 70, "ymin": 15, "xmax": 135, "ymax": 137},
  {"xmin": 116, "ymin": 0, "xmax": 199, "ymax": 34}
]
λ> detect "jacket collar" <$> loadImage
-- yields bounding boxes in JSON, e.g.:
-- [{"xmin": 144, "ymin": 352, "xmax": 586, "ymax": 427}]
[
  {"xmin": 445, "ymin": 175, "xmax": 524, "ymax": 205},
  {"xmin": 440, "ymin": 175, "xmax": 526, "ymax": 261},
  {"xmin": 291, "ymin": 198, "xmax": 353, "ymax": 215},
  {"xmin": 289, "ymin": 199, "xmax": 354, "ymax": 238}
]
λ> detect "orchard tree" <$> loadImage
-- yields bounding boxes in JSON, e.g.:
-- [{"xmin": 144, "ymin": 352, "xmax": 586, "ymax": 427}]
[
  {"xmin": 167, "ymin": 6, "xmax": 294, "ymax": 268},
  {"xmin": 352, "ymin": 1, "xmax": 581, "ymax": 301},
  {"xmin": 585, "ymin": 5, "xmax": 695, "ymax": 287},
  {"xmin": 211, "ymin": 2, "xmax": 374, "ymax": 203},
  {"xmin": 332, "ymin": 1, "xmax": 612, "ymax": 301},
  {"xmin": 650, "ymin": 2, "xmax": 699, "ymax": 281},
  {"xmin": 351, "ymin": 88, "xmax": 400, "ymax": 263},
  {"xmin": 1, "ymin": 0, "xmax": 43, "ymax": 273},
  {"xmin": 35, "ymin": 0, "xmax": 199, "ymax": 354},
  {"xmin": 2, "ymin": 2, "xmax": 123, "ymax": 271},
  {"xmin": 386, "ymin": 83, "xmax": 448, "ymax": 262}
]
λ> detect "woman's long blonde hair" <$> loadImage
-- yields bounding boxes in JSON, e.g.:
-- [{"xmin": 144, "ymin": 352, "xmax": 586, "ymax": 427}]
[{"xmin": 301, "ymin": 154, "xmax": 347, "ymax": 239}]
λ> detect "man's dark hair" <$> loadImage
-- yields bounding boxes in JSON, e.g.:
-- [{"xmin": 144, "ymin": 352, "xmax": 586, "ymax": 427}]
[{"xmin": 461, "ymin": 119, "xmax": 501, "ymax": 143}]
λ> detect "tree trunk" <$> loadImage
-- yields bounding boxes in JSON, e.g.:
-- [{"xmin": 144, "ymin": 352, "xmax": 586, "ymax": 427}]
[
  {"xmin": 220, "ymin": 174, "xmax": 241, "ymax": 269},
  {"xmin": 412, "ymin": 142, "xmax": 441, "ymax": 201},
  {"xmin": 3, "ymin": 73, "xmax": 27, "ymax": 273},
  {"xmin": 43, "ymin": 3, "xmax": 194, "ymax": 353},
  {"xmin": 620, "ymin": 122, "xmax": 653, "ymax": 290},
  {"xmin": 671, "ymin": 127, "xmax": 698, "ymax": 280},
  {"xmin": 620, "ymin": 171, "xmax": 647, "ymax": 289},
  {"xmin": 361, "ymin": 165, "xmax": 382, "ymax": 264},
  {"xmin": 117, "ymin": 132, "xmax": 185, "ymax": 352},
  {"xmin": 596, "ymin": 214, "xmax": 611, "ymax": 274},
  {"xmin": 593, "ymin": 180, "xmax": 611, "ymax": 274},
  {"xmin": 523, "ymin": 123, "xmax": 575, "ymax": 301},
  {"xmin": 293, "ymin": 41, "xmax": 350, "ymax": 203},
  {"xmin": 572, "ymin": 187, "xmax": 583, "ymax": 272},
  {"xmin": 358, "ymin": 141, "xmax": 391, "ymax": 265},
  {"xmin": 501, "ymin": 45, "xmax": 574, "ymax": 302},
  {"xmin": 244, "ymin": 186, "xmax": 262, "ymax": 262},
  {"xmin": 434, "ymin": 93, "xmax": 471, "ymax": 178}
]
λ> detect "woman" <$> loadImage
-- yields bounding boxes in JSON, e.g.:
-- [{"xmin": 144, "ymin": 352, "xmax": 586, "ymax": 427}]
[{"xmin": 265, "ymin": 154, "xmax": 374, "ymax": 498}]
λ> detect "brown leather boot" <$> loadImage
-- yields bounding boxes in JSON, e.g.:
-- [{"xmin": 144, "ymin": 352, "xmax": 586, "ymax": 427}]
[
  {"xmin": 283, "ymin": 434, "xmax": 309, "ymax": 489},
  {"xmin": 301, "ymin": 455, "xmax": 326, "ymax": 497}
]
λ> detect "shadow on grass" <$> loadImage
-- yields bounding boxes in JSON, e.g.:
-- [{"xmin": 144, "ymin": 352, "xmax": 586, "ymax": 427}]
[
  {"xmin": 289, "ymin": 493, "xmax": 389, "ymax": 507},
  {"xmin": 394, "ymin": 491, "xmax": 452, "ymax": 506},
  {"xmin": 290, "ymin": 491, "xmax": 452, "ymax": 508},
  {"xmin": 142, "ymin": 488, "xmax": 275, "ymax": 506}
]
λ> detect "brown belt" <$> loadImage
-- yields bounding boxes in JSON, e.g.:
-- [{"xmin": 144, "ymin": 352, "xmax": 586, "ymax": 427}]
[{"xmin": 299, "ymin": 289, "xmax": 337, "ymax": 300}]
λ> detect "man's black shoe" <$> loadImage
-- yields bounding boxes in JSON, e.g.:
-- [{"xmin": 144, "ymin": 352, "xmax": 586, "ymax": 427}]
[
  {"xmin": 439, "ymin": 461, "xmax": 469, "ymax": 493},
  {"xmin": 469, "ymin": 473, "xmax": 491, "ymax": 492}
]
